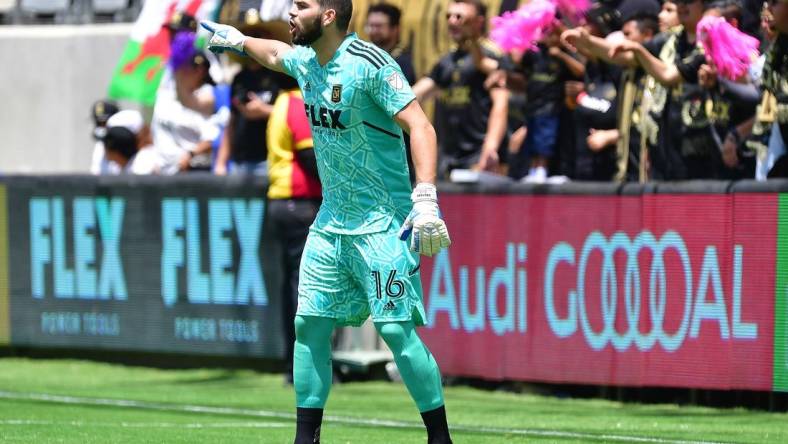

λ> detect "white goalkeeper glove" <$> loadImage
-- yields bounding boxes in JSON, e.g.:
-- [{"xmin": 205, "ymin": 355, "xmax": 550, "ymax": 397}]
[
  {"xmin": 399, "ymin": 183, "xmax": 451, "ymax": 257},
  {"xmin": 200, "ymin": 20, "xmax": 247, "ymax": 55}
]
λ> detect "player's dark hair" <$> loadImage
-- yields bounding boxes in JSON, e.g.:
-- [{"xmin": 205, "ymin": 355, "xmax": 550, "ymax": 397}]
[
  {"xmin": 367, "ymin": 2, "xmax": 401, "ymax": 27},
  {"xmin": 318, "ymin": 0, "xmax": 353, "ymax": 31},
  {"xmin": 451, "ymin": 0, "xmax": 487, "ymax": 18}
]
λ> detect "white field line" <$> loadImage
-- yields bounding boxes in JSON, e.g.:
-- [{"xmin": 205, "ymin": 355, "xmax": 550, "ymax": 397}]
[
  {"xmin": 0, "ymin": 419, "xmax": 288, "ymax": 428},
  {"xmin": 0, "ymin": 391, "xmax": 731, "ymax": 444}
]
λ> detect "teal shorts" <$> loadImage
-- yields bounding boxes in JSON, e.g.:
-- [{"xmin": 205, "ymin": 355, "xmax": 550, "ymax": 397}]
[{"xmin": 297, "ymin": 222, "xmax": 426, "ymax": 327}]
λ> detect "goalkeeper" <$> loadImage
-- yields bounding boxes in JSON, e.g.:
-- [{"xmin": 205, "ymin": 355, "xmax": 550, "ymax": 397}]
[{"xmin": 201, "ymin": 1, "xmax": 452, "ymax": 443}]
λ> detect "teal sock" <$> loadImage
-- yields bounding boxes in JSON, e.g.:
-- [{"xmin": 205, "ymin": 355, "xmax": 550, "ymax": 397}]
[
  {"xmin": 293, "ymin": 315, "xmax": 336, "ymax": 408},
  {"xmin": 375, "ymin": 321, "xmax": 445, "ymax": 412}
]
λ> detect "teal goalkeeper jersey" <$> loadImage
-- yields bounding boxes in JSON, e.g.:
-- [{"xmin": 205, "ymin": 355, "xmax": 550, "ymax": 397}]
[{"xmin": 281, "ymin": 34, "xmax": 415, "ymax": 235}]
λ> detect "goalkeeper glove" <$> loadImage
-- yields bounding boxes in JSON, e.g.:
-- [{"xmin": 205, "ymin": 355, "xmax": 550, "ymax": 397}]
[
  {"xmin": 399, "ymin": 183, "xmax": 452, "ymax": 257},
  {"xmin": 200, "ymin": 20, "xmax": 247, "ymax": 55}
]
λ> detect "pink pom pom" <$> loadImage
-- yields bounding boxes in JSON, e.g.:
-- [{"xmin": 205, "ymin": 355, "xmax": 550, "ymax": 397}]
[
  {"xmin": 490, "ymin": 0, "xmax": 557, "ymax": 53},
  {"xmin": 696, "ymin": 15, "xmax": 760, "ymax": 80},
  {"xmin": 554, "ymin": 0, "xmax": 591, "ymax": 24}
]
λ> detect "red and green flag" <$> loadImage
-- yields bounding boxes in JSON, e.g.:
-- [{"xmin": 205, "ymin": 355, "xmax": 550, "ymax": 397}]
[{"xmin": 107, "ymin": 0, "xmax": 218, "ymax": 106}]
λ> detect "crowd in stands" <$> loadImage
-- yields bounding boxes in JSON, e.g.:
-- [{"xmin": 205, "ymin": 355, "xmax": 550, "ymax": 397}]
[{"xmin": 89, "ymin": 0, "xmax": 788, "ymax": 183}]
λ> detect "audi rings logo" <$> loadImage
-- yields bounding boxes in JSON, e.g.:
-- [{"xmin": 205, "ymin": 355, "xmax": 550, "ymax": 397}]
[{"xmin": 545, "ymin": 230, "xmax": 756, "ymax": 352}]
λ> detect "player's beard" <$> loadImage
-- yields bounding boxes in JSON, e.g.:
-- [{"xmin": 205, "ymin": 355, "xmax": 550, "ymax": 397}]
[{"xmin": 293, "ymin": 15, "xmax": 323, "ymax": 46}]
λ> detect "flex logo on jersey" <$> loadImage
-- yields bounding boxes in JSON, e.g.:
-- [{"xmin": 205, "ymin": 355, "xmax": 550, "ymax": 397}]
[{"xmin": 305, "ymin": 104, "xmax": 346, "ymax": 130}]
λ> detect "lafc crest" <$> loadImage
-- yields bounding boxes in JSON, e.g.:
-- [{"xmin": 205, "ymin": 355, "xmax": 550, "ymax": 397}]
[{"xmin": 331, "ymin": 85, "xmax": 342, "ymax": 103}]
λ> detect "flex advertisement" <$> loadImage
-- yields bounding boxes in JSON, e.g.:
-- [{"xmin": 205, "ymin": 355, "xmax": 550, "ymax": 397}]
[{"xmin": 4, "ymin": 177, "xmax": 283, "ymax": 358}]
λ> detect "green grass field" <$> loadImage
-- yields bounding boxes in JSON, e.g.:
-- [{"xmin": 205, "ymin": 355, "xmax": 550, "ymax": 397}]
[{"xmin": 0, "ymin": 358, "xmax": 785, "ymax": 443}]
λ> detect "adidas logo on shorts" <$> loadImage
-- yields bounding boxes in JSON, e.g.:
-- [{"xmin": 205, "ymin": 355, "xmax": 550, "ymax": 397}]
[{"xmin": 383, "ymin": 301, "xmax": 396, "ymax": 311}]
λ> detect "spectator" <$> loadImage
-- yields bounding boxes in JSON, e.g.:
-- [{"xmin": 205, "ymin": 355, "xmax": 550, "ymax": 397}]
[
  {"xmin": 151, "ymin": 32, "xmax": 219, "ymax": 174},
  {"xmin": 739, "ymin": 0, "xmax": 767, "ymax": 38},
  {"xmin": 365, "ymin": 2, "xmax": 418, "ymax": 182},
  {"xmin": 215, "ymin": 9, "xmax": 291, "ymax": 176},
  {"xmin": 157, "ymin": 12, "xmax": 215, "ymax": 117},
  {"xmin": 167, "ymin": 10, "xmax": 198, "ymax": 39},
  {"xmin": 697, "ymin": 2, "xmax": 760, "ymax": 178},
  {"xmin": 716, "ymin": 0, "xmax": 744, "ymax": 27},
  {"xmin": 621, "ymin": 11, "xmax": 660, "ymax": 47},
  {"xmin": 412, "ymin": 0, "xmax": 509, "ymax": 177},
  {"xmin": 210, "ymin": 79, "xmax": 233, "ymax": 170},
  {"xmin": 570, "ymin": 3, "xmax": 627, "ymax": 181},
  {"xmin": 658, "ymin": 1, "xmax": 680, "ymax": 31},
  {"xmin": 365, "ymin": 2, "xmax": 417, "ymax": 85},
  {"xmin": 590, "ymin": 0, "xmax": 662, "ymax": 181},
  {"xmin": 266, "ymin": 77, "xmax": 321, "ymax": 385},
  {"xmin": 101, "ymin": 110, "xmax": 159, "ymax": 175},
  {"xmin": 89, "ymin": 99, "xmax": 120, "ymax": 175},
  {"xmin": 749, "ymin": 0, "xmax": 781, "ymax": 178},
  {"xmin": 614, "ymin": 9, "xmax": 660, "ymax": 181},
  {"xmin": 563, "ymin": 0, "xmax": 718, "ymax": 180},
  {"xmin": 491, "ymin": 23, "xmax": 585, "ymax": 181},
  {"xmin": 759, "ymin": 0, "xmax": 788, "ymax": 177}
]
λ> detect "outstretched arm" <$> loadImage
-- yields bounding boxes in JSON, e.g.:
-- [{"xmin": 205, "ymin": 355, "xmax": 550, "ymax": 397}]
[
  {"xmin": 201, "ymin": 21, "xmax": 293, "ymax": 73},
  {"xmin": 214, "ymin": 114, "xmax": 234, "ymax": 175},
  {"xmin": 550, "ymin": 46, "xmax": 585, "ymax": 78},
  {"xmin": 467, "ymin": 38, "xmax": 500, "ymax": 75},
  {"xmin": 477, "ymin": 86, "xmax": 509, "ymax": 171},
  {"xmin": 616, "ymin": 41, "xmax": 682, "ymax": 87},
  {"xmin": 244, "ymin": 38, "xmax": 294, "ymax": 73},
  {"xmin": 412, "ymin": 77, "xmax": 440, "ymax": 102},
  {"xmin": 561, "ymin": 27, "xmax": 638, "ymax": 68}
]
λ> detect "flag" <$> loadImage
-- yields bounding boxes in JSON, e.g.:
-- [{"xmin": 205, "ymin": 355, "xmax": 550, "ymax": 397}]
[{"xmin": 107, "ymin": 0, "xmax": 219, "ymax": 106}]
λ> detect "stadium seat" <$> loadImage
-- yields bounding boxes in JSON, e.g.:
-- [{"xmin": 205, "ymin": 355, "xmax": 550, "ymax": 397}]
[
  {"xmin": 0, "ymin": 0, "xmax": 16, "ymax": 13},
  {"xmin": 92, "ymin": 0, "xmax": 126, "ymax": 13},
  {"xmin": 20, "ymin": 0, "xmax": 69, "ymax": 14},
  {"xmin": 90, "ymin": 0, "xmax": 132, "ymax": 22},
  {"xmin": 0, "ymin": 0, "xmax": 18, "ymax": 24},
  {"xmin": 19, "ymin": 0, "xmax": 72, "ymax": 23}
]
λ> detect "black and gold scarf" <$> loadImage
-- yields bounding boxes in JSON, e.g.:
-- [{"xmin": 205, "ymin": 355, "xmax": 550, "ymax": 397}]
[{"xmin": 762, "ymin": 34, "xmax": 788, "ymax": 98}]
